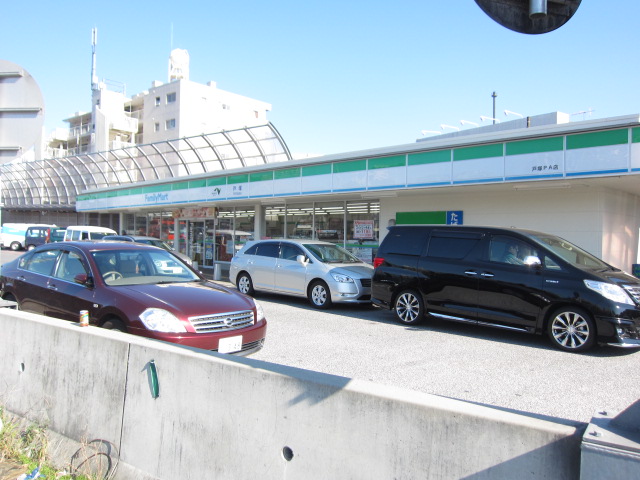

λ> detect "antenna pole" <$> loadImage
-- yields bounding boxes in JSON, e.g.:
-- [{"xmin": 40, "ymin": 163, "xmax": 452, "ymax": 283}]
[
  {"xmin": 91, "ymin": 28, "xmax": 98, "ymax": 91},
  {"xmin": 492, "ymin": 91, "xmax": 497, "ymax": 125}
]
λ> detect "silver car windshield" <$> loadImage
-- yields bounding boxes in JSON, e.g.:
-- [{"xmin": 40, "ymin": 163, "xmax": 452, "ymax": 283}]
[
  {"xmin": 530, "ymin": 234, "xmax": 611, "ymax": 269},
  {"xmin": 92, "ymin": 249, "xmax": 199, "ymax": 286},
  {"xmin": 303, "ymin": 243, "xmax": 362, "ymax": 264}
]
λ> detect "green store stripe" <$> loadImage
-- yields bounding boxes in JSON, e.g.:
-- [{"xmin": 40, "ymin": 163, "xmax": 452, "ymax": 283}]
[
  {"xmin": 506, "ymin": 137, "xmax": 563, "ymax": 156},
  {"xmin": 368, "ymin": 155, "xmax": 405, "ymax": 169},
  {"xmin": 228, "ymin": 174, "xmax": 249, "ymax": 184},
  {"xmin": 333, "ymin": 160, "xmax": 367, "ymax": 173},
  {"xmin": 173, "ymin": 181, "xmax": 189, "ymax": 190},
  {"xmin": 250, "ymin": 171, "xmax": 274, "ymax": 182},
  {"xmin": 408, "ymin": 150, "xmax": 451, "ymax": 166},
  {"xmin": 189, "ymin": 179, "xmax": 206, "ymax": 188},
  {"xmin": 302, "ymin": 164, "xmax": 332, "ymax": 176},
  {"xmin": 142, "ymin": 184, "xmax": 169, "ymax": 194},
  {"xmin": 396, "ymin": 211, "xmax": 447, "ymax": 224},
  {"xmin": 275, "ymin": 168, "xmax": 301, "ymax": 179},
  {"xmin": 566, "ymin": 129, "xmax": 628, "ymax": 150},
  {"xmin": 454, "ymin": 144, "xmax": 503, "ymax": 161},
  {"xmin": 632, "ymin": 127, "xmax": 640, "ymax": 143},
  {"xmin": 207, "ymin": 177, "xmax": 226, "ymax": 186}
]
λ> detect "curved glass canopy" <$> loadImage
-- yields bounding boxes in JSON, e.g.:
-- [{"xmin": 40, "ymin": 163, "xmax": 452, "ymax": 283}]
[{"xmin": 1, "ymin": 123, "xmax": 292, "ymax": 208}]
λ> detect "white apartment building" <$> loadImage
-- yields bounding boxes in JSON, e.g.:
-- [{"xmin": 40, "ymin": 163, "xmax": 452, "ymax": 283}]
[{"xmin": 47, "ymin": 48, "xmax": 272, "ymax": 157}]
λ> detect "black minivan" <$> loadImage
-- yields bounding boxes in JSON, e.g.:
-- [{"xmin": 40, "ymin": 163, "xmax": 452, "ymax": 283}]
[{"xmin": 372, "ymin": 225, "xmax": 640, "ymax": 352}]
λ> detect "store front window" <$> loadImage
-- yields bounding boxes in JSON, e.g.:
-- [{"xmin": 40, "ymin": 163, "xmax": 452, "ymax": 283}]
[
  {"xmin": 346, "ymin": 201, "xmax": 379, "ymax": 263},
  {"xmin": 314, "ymin": 201, "xmax": 344, "ymax": 243},
  {"xmin": 286, "ymin": 203, "xmax": 314, "ymax": 239}
]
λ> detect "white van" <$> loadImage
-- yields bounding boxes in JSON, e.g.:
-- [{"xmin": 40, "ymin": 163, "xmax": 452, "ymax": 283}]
[
  {"xmin": 0, "ymin": 223, "xmax": 57, "ymax": 251},
  {"xmin": 63, "ymin": 226, "xmax": 117, "ymax": 241}
]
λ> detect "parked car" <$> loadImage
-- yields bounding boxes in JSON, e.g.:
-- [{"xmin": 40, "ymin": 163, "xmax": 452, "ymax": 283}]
[
  {"xmin": 102, "ymin": 234, "xmax": 193, "ymax": 266},
  {"xmin": 0, "ymin": 241, "xmax": 267, "ymax": 356},
  {"xmin": 372, "ymin": 225, "xmax": 640, "ymax": 353},
  {"xmin": 229, "ymin": 239, "xmax": 374, "ymax": 309},
  {"xmin": 24, "ymin": 225, "xmax": 57, "ymax": 250},
  {"xmin": 63, "ymin": 226, "xmax": 117, "ymax": 241},
  {"xmin": 50, "ymin": 228, "xmax": 66, "ymax": 243},
  {"xmin": 1, "ymin": 223, "xmax": 57, "ymax": 251}
]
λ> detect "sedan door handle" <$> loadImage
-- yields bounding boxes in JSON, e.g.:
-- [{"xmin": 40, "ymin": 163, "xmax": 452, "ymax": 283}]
[
  {"xmin": 464, "ymin": 270, "xmax": 478, "ymax": 276},
  {"xmin": 47, "ymin": 283, "xmax": 59, "ymax": 291},
  {"xmin": 480, "ymin": 272, "xmax": 495, "ymax": 277}
]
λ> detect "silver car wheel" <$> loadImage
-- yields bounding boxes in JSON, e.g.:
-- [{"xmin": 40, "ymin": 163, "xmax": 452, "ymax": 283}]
[
  {"xmin": 309, "ymin": 281, "xmax": 332, "ymax": 309},
  {"xmin": 548, "ymin": 308, "xmax": 595, "ymax": 352},
  {"xmin": 395, "ymin": 291, "xmax": 424, "ymax": 325},
  {"xmin": 237, "ymin": 273, "xmax": 254, "ymax": 296}
]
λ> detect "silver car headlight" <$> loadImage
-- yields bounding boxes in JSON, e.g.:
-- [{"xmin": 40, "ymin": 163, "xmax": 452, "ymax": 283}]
[
  {"xmin": 140, "ymin": 308, "xmax": 188, "ymax": 332},
  {"xmin": 254, "ymin": 299, "xmax": 265, "ymax": 323},
  {"xmin": 584, "ymin": 280, "xmax": 634, "ymax": 305},
  {"xmin": 331, "ymin": 273, "xmax": 354, "ymax": 283}
]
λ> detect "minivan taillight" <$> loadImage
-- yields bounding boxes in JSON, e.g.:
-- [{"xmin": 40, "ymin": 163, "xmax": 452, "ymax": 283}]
[{"xmin": 373, "ymin": 257, "xmax": 384, "ymax": 268}]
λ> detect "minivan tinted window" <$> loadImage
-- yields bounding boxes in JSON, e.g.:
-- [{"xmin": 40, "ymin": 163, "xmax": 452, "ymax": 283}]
[
  {"xmin": 383, "ymin": 228, "xmax": 428, "ymax": 255},
  {"xmin": 427, "ymin": 233, "xmax": 481, "ymax": 259}
]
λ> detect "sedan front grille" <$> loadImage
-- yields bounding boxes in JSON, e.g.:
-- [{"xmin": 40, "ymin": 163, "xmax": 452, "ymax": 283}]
[
  {"xmin": 623, "ymin": 285, "xmax": 640, "ymax": 304},
  {"xmin": 360, "ymin": 278, "xmax": 372, "ymax": 288},
  {"xmin": 189, "ymin": 310, "xmax": 254, "ymax": 333}
]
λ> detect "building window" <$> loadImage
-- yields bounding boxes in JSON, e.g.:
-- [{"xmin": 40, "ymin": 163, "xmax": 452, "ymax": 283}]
[
  {"xmin": 165, "ymin": 119, "xmax": 176, "ymax": 130},
  {"xmin": 222, "ymin": 104, "xmax": 230, "ymax": 110},
  {"xmin": 167, "ymin": 92, "xmax": 176, "ymax": 103},
  {"xmin": 154, "ymin": 122, "xmax": 160, "ymax": 132},
  {"xmin": 155, "ymin": 97, "xmax": 161, "ymax": 106}
]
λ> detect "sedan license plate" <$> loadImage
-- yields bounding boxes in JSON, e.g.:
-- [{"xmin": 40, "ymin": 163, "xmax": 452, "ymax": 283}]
[{"xmin": 218, "ymin": 335, "xmax": 242, "ymax": 354}]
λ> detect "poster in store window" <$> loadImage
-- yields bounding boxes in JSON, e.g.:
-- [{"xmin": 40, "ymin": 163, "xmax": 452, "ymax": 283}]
[{"xmin": 353, "ymin": 220, "xmax": 374, "ymax": 240}]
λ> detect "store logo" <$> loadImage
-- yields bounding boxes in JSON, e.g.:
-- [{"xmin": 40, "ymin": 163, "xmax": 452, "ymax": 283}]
[
  {"xmin": 145, "ymin": 193, "xmax": 169, "ymax": 203},
  {"xmin": 211, "ymin": 187, "xmax": 221, "ymax": 196}
]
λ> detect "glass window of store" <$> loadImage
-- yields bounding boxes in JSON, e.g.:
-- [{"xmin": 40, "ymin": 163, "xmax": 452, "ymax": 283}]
[
  {"xmin": 264, "ymin": 205, "xmax": 285, "ymax": 239},
  {"xmin": 232, "ymin": 207, "xmax": 255, "ymax": 258},
  {"xmin": 286, "ymin": 203, "xmax": 314, "ymax": 239},
  {"xmin": 135, "ymin": 215, "xmax": 148, "ymax": 236},
  {"xmin": 314, "ymin": 202, "xmax": 344, "ymax": 243},
  {"xmin": 345, "ymin": 201, "xmax": 379, "ymax": 263},
  {"xmin": 122, "ymin": 214, "xmax": 135, "ymax": 235}
]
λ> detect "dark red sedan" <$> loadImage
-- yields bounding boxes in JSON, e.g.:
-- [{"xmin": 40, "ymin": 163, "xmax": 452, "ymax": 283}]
[{"xmin": 0, "ymin": 241, "xmax": 266, "ymax": 356}]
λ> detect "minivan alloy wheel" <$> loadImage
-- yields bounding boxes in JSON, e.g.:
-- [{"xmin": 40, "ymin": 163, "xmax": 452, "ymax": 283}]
[
  {"xmin": 548, "ymin": 307, "xmax": 595, "ymax": 352},
  {"xmin": 394, "ymin": 290, "xmax": 424, "ymax": 325}
]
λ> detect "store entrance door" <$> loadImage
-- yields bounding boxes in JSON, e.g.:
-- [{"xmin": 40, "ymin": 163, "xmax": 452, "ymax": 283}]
[{"xmin": 187, "ymin": 219, "xmax": 215, "ymax": 273}]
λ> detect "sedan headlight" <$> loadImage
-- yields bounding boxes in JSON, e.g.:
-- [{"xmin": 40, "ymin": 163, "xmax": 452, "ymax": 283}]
[
  {"xmin": 584, "ymin": 280, "xmax": 634, "ymax": 305},
  {"xmin": 331, "ymin": 272, "xmax": 354, "ymax": 283},
  {"xmin": 254, "ymin": 299, "xmax": 265, "ymax": 323},
  {"xmin": 140, "ymin": 308, "xmax": 188, "ymax": 332}
]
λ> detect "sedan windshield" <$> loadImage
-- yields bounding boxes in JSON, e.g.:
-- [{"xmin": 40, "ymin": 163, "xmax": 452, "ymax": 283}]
[
  {"xmin": 92, "ymin": 249, "xmax": 199, "ymax": 286},
  {"xmin": 530, "ymin": 234, "xmax": 611, "ymax": 269},
  {"xmin": 303, "ymin": 243, "xmax": 362, "ymax": 264}
]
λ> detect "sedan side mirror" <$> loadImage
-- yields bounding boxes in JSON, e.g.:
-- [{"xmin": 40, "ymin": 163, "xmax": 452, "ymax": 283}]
[
  {"xmin": 296, "ymin": 254, "xmax": 308, "ymax": 265},
  {"xmin": 74, "ymin": 273, "xmax": 94, "ymax": 287}
]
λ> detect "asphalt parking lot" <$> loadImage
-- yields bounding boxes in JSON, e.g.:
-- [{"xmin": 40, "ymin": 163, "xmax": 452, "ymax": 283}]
[
  {"xmin": 245, "ymin": 289, "xmax": 640, "ymax": 425},
  {"xmin": 2, "ymin": 249, "xmax": 638, "ymax": 424}
]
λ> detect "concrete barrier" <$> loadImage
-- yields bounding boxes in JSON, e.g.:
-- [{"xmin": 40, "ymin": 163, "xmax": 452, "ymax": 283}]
[{"xmin": 0, "ymin": 308, "xmax": 586, "ymax": 479}]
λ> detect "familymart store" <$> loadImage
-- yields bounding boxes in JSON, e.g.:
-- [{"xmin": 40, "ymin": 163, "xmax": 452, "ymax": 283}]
[{"xmin": 77, "ymin": 113, "xmax": 640, "ymax": 278}]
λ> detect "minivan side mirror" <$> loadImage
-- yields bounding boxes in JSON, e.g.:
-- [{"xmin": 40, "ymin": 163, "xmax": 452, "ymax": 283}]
[{"xmin": 524, "ymin": 255, "xmax": 542, "ymax": 267}]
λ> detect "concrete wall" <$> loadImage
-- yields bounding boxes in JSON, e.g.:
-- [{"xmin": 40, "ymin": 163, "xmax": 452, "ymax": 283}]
[{"xmin": 0, "ymin": 309, "xmax": 586, "ymax": 479}]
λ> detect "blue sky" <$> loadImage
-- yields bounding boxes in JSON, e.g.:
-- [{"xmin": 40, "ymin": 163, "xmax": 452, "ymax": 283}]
[{"xmin": 3, "ymin": 1, "xmax": 638, "ymax": 157}]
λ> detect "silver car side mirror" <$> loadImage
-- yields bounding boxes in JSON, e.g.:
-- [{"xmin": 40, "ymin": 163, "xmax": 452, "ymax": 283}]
[{"xmin": 296, "ymin": 254, "xmax": 308, "ymax": 265}]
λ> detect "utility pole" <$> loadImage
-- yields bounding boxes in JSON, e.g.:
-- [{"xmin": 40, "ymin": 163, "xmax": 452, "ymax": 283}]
[{"xmin": 492, "ymin": 91, "xmax": 497, "ymax": 124}]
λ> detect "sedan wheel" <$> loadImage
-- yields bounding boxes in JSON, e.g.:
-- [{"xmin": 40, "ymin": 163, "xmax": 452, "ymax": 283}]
[
  {"xmin": 394, "ymin": 290, "xmax": 424, "ymax": 325},
  {"xmin": 102, "ymin": 319, "xmax": 127, "ymax": 332},
  {"xmin": 309, "ymin": 280, "xmax": 332, "ymax": 309},
  {"xmin": 547, "ymin": 307, "xmax": 595, "ymax": 352},
  {"xmin": 237, "ymin": 273, "xmax": 255, "ymax": 296}
]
